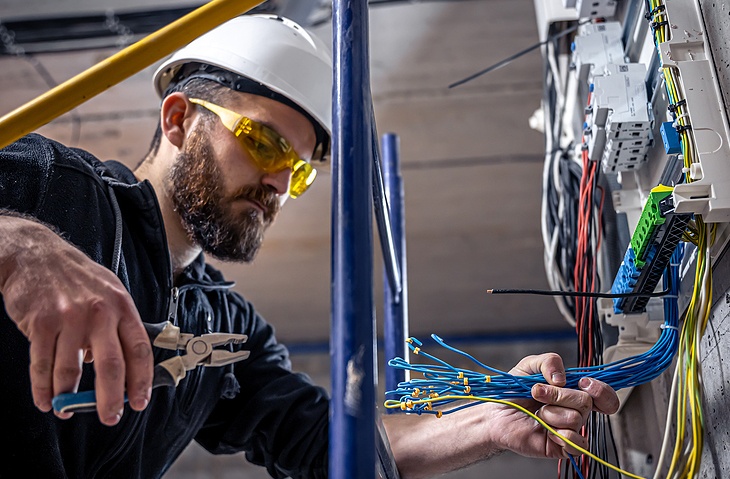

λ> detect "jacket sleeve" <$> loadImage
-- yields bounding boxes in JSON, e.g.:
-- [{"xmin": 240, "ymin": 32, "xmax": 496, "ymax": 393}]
[
  {"xmin": 0, "ymin": 134, "xmax": 54, "ymax": 215},
  {"xmin": 0, "ymin": 134, "xmax": 117, "ymax": 267},
  {"xmin": 194, "ymin": 292, "xmax": 329, "ymax": 479}
]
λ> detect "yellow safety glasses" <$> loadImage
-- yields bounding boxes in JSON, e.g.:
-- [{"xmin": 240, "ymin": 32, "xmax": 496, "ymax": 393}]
[{"xmin": 189, "ymin": 98, "xmax": 317, "ymax": 198}]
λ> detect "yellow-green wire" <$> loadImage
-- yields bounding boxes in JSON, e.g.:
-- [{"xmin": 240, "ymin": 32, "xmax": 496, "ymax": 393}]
[
  {"xmin": 666, "ymin": 220, "xmax": 711, "ymax": 478},
  {"xmin": 384, "ymin": 395, "xmax": 646, "ymax": 479},
  {"xmin": 646, "ymin": 3, "xmax": 711, "ymax": 477}
]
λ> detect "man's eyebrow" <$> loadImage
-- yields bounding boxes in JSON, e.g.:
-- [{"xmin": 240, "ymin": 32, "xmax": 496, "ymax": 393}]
[
  {"xmin": 246, "ymin": 112, "xmax": 315, "ymax": 157},
  {"xmin": 245, "ymin": 114, "xmax": 285, "ymax": 137}
]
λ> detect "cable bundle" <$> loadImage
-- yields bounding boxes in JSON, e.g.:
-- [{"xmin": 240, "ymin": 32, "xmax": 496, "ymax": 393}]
[
  {"xmin": 385, "ymin": 240, "xmax": 684, "ymax": 479},
  {"xmin": 540, "ymin": 21, "xmax": 583, "ymax": 327},
  {"xmin": 571, "ymin": 66, "xmax": 613, "ymax": 479},
  {"xmin": 385, "ymin": 300, "xmax": 679, "ymax": 410},
  {"xmin": 650, "ymin": 217, "xmax": 714, "ymax": 479},
  {"xmin": 385, "ymin": 247, "xmax": 682, "ymax": 479},
  {"xmin": 645, "ymin": 2, "xmax": 714, "ymax": 476}
]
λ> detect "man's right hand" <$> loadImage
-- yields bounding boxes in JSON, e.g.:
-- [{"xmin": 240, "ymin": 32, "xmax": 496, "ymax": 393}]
[{"xmin": 0, "ymin": 215, "xmax": 154, "ymax": 425}]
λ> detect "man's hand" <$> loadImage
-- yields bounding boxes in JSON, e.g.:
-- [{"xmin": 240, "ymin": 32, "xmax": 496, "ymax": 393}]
[
  {"xmin": 0, "ymin": 216, "xmax": 154, "ymax": 425},
  {"xmin": 492, "ymin": 353, "xmax": 620, "ymax": 459},
  {"xmin": 383, "ymin": 351, "xmax": 619, "ymax": 479}
]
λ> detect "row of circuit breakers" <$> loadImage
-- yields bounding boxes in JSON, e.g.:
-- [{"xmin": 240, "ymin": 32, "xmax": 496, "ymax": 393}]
[
  {"xmin": 573, "ymin": 22, "xmax": 681, "ymax": 174},
  {"xmin": 571, "ymin": 20, "xmax": 692, "ymax": 318}
]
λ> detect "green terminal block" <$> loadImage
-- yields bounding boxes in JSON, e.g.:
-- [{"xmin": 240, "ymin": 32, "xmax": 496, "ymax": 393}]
[{"xmin": 630, "ymin": 185, "xmax": 674, "ymax": 268}]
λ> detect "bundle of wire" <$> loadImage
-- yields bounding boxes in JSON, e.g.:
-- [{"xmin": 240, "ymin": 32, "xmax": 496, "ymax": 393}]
[
  {"xmin": 567, "ymin": 55, "xmax": 613, "ymax": 479},
  {"xmin": 646, "ymin": 1, "xmax": 715, "ymax": 476},
  {"xmin": 384, "ymin": 245, "xmax": 682, "ymax": 479},
  {"xmin": 540, "ymin": 20, "xmax": 583, "ymax": 327},
  {"xmin": 651, "ymin": 228, "xmax": 712, "ymax": 479},
  {"xmin": 656, "ymin": 221, "xmax": 713, "ymax": 479},
  {"xmin": 646, "ymin": 0, "xmax": 695, "ymax": 183},
  {"xmin": 536, "ymin": 16, "xmax": 622, "ymax": 477},
  {"xmin": 385, "ymin": 290, "xmax": 679, "ymax": 407}
]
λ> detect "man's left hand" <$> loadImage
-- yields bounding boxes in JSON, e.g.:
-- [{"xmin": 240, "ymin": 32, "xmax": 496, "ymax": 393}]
[{"xmin": 491, "ymin": 353, "xmax": 620, "ymax": 459}]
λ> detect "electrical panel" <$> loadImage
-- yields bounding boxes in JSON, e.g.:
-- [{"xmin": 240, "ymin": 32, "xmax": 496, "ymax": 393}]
[
  {"xmin": 572, "ymin": 20, "xmax": 654, "ymax": 175},
  {"xmin": 572, "ymin": 22, "xmax": 624, "ymax": 83},
  {"xmin": 659, "ymin": 1, "xmax": 730, "ymax": 222},
  {"xmin": 591, "ymin": 63, "xmax": 653, "ymax": 172},
  {"xmin": 562, "ymin": 0, "xmax": 618, "ymax": 20},
  {"xmin": 533, "ymin": 0, "xmax": 730, "ymax": 477}
]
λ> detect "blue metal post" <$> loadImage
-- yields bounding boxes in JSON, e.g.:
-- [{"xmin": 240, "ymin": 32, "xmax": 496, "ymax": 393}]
[
  {"xmin": 330, "ymin": 0, "xmax": 376, "ymax": 477},
  {"xmin": 373, "ymin": 122, "xmax": 402, "ymax": 299},
  {"xmin": 382, "ymin": 133, "xmax": 409, "ymax": 396}
]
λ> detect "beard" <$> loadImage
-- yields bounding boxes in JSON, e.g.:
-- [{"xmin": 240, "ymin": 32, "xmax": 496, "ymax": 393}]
[{"xmin": 168, "ymin": 123, "xmax": 281, "ymax": 262}]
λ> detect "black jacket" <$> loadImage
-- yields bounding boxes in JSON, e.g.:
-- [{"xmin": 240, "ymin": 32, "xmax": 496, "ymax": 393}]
[{"xmin": 0, "ymin": 134, "xmax": 329, "ymax": 478}]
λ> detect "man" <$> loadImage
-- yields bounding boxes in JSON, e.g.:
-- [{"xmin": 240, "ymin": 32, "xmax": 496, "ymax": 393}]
[{"xmin": 0, "ymin": 14, "xmax": 618, "ymax": 478}]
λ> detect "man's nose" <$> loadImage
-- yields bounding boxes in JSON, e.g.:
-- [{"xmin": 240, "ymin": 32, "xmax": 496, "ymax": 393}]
[{"xmin": 262, "ymin": 167, "xmax": 291, "ymax": 197}]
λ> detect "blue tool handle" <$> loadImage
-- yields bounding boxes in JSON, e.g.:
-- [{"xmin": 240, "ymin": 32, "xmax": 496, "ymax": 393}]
[
  {"xmin": 52, "ymin": 390, "xmax": 128, "ymax": 414},
  {"xmin": 51, "ymin": 364, "xmax": 173, "ymax": 413}
]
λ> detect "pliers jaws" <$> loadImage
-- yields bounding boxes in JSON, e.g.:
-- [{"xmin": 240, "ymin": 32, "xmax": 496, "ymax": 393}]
[{"xmin": 149, "ymin": 322, "xmax": 250, "ymax": 388}]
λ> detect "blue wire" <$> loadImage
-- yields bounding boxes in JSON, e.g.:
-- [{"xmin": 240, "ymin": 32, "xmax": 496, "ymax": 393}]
[
  {"xmin": 569, "ymin": 455, "xmax": 585, "ymax": 479},
  {"xmin": 385, "ymin": 245, "xmax": 685, "ymax": 416}
]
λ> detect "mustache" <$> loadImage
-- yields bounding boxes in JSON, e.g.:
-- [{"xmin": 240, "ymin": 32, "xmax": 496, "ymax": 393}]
[{"xmin": 231, "ymin": 185, "xmax": 280, "ymax": 220}]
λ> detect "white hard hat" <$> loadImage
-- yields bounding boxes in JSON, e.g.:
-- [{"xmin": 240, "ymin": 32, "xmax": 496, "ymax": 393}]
[{"xmin": 153, "ymin": 14, "xmax": 332, "ymax": 163}]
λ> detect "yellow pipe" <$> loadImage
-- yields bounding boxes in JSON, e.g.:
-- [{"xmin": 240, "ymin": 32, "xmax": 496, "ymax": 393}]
[{"xmin": 0, "ymin": 0, "xmax": 264, "ymax": 150}]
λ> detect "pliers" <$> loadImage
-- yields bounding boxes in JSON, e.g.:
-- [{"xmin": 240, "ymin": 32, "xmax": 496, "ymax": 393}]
[{"xmin": 52, "ymin": 321, "xmax": 250, "ymax": 414}]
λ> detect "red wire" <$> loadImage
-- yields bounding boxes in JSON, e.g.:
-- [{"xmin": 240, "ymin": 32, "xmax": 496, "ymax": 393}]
[
  {"xmin": 572, "ymin": 88, "xmax": 607, "ymax": 477},
  {"xmin": 575, "ymin": 148, "xmax": 594, "ymax": 367}
]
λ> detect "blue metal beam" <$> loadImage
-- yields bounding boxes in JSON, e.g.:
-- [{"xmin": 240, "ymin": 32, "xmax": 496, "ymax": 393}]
[
  {"xmin": 373, "ymin": 124, "xmax": 402, "ymax": 298},
  {"xmin": 382, "ymin": 133, "xmax": 409, "ymax": 396},
  {"xmin": 330, "ymin": 0, "xmax": 376, "ymax": 476}
]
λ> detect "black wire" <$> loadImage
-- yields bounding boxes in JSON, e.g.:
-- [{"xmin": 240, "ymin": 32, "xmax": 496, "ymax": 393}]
[
  {"xmin": 588, "ymin": 413, "xmax": 597, "ymax": 479},
  {"xmin": 486, "ymin": 288, "xmax": 671, "ymax": 298},
  {"xmin": 449, "ymin": 19, "xmax": 591, "ymax": 88},
  {"xmin": 607, "ymin": 415, "xmax": 620, "ymax": 478},
  {"xmin": 541, "ymin": 22, "xmax": 584, "ymax": 322},
  {"xmin": 562, "ymin": 155, "xmax": 582, "ymax": 287},
  {"xmin": 592, "ymin": 413, "xmax": 610, "ymax": 479},
  {"xmin": 561, "ymin": 456, "xmax": 572, "ymax": 479}
]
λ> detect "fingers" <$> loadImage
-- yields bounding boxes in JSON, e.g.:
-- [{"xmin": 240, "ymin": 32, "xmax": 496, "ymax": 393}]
[
  {"xmin": 531, "ymin": 382, "xmax": 592, "ymax": 458},
  {"xmin": 531, "ymin": 377, "xmax": 620, "ymax": 417},
  {"xmin": 117, "ymin": 303, "xmax": 154, "ymax": 412},
  {"xmin": 89, "ymin": 287, "xmax": 153, "ymax": 424},
  {"xmin": 534, "ymin": 404, "xmax": 589, "ymax": 458},
  {"xmin": 2, "ymin": 220, "xmax": 154, "ymax": 424},
  {"xmin": 535, "ymin": 404, "xmax": 583, "ymax": 431},
  {"xmin": 530, "ymin": 377, "xmax": 620, "ymax": 459},
  {"xmin": 27, "ymin": 320, "xmax": 59, "ymax": 412},
  {"xmin": 579, "ymin": 377, "xmax": 620, "ymax": 414},
  {"xmin": 88, "ymin": 319, "xmax": 127, "ymax": 426},
  {"xmin": 532, "ymin": 383, "xmax": 593, "ymax": 424},
  {"xmin": 53, "ymin": 327, "xmax": 86, "ymax": 420},
  {"xmin": 504, "ymin": 351, "xmax": 620, "ymax": 461},
  {"xmin": 545, "ymin": 428, "xmax": 588, "ymax": 457},
  {"xmin": 25, "ymin": 279, "xmax": 150, "ymax": 425},
  {"xmin": 510, "ymin": 352, "xmax": 566, "ymax": 387}
]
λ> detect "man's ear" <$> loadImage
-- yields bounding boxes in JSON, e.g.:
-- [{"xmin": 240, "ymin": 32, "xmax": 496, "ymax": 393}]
[{"xmin": 160, "ymin": 92, "xmax": 195, "ymax": 149}]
